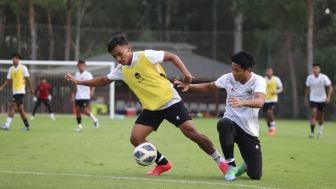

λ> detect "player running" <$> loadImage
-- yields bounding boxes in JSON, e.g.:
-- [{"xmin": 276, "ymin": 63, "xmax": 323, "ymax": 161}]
[
  {"xmin": 175, "ymin": 51, "xmax": 266, "ymax": 181},
  {"xmin": 71, "ymin": 60, "xmax": 99, "ymax": 132},
  {"xmin": 0, "ymin": 53, "xmax": 33, "ymax": 131},
  {"xmin": 31, "ymin": 78, "xmax": 55, "ymax": 120},
  {"xmin": 65, "ymin": 35, "xmax": 229, "ymax": 177},
  {"xmin": 304, "ymin": 63, "xmax": 332, "ymax": 139},
  {"xmin": 263, "ymin": 68, "xmax": 283, "ymax": 136}
]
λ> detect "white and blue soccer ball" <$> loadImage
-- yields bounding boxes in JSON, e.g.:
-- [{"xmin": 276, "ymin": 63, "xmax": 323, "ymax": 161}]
[{"xmin": 133, "ymin": 142, "xmax": 157, "ymax": 166}]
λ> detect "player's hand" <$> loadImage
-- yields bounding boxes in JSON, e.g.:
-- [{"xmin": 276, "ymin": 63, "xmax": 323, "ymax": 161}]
[
  {"xmin": 174, "ymin": 79, "xmax": 190, "ymax": 92},
  {"xmin": 228, "ymin": 97, "xmax": 245, "ymax": 107},
  {"xmin": 33, "ymin": 96, "xmax": 37, "ymax": 102},
  {"xmin": 64, "ymin": 74, "xmax": 78, "ymax": 84},
  {"xmin": 183, "ymin": 73, "xmax": 194, "ymax": 84},
  {"xmin": 0, "ymin": 86, "xmax": 3, "ymax": 91},
  {"xmin": 48, "ymin": 94, "xmax": 52, "ymax": 101}
]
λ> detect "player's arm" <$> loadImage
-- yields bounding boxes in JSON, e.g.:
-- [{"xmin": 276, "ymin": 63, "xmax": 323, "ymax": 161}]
[
  {"xmin": 174, "ymin": 79, "xmax": 218, "ymax": 92},
  {"xmin": 0, "ymin": 79, "xmax": 9, "ymax": 91},
  {"xmin": 326, "ymin": 84, "xmax": 333, "ymax": 103},
  {"xmin": 65, "ymin": 74, "xmax": 114, "ymax": 87},
  {"xmin": 276, "ymin": 78, "xmax": 283, "ymax": 94},
  {"xmin": 90, "ymin": 87, "xmax": 95, "ymax": 97},
  {"xmin": 228, "ymin": 92, "xmax": 265, "ymax": 108},
  {"xmin": 304, "ymin": 86, "xmax": 310, "ymax": 107},
  {"xmin": 164, "ymin": 52, "xmax": 193, "ymax": 84},
  {"xmin": 25, "ymin": 77, "xmax": 34, "ymax": 94}
]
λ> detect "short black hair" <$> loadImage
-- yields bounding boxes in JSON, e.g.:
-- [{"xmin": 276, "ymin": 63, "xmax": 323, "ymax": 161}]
[
  {"xmin": 312, "ymin": 63, "xmax": 320, "ymax": 67},
  {"xmin": 107, "ymin": 35, "xmax": 128, "ymax": 52},
  {"xmin": 11, "ymin": 52, "xmax": 21, "ymax": 59},
  {"xmin": 230, "ymin": 51, "xmax": 255, "ymax": 70},
  {"xmin": 77, "ymin": 60, "xmax": 86, "ymax": 65}
]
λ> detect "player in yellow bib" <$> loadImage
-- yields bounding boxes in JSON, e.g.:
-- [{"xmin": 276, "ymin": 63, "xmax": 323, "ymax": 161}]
[
  {"xmin": 263, "ymin": 68, "xmax": 283, "ymax": 136},
  {"xmin": 0, "ymin": 53, "xmax": 34, "ymax": 131},
  {"xmin": 65, "ymin": 35, "xmax": 229, "ymax": 177}
]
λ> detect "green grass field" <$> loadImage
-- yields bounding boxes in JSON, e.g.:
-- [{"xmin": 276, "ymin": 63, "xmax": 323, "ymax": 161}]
[{"xmin": 0, "ymin": 115, "xmax": 335, "ymax": 189}]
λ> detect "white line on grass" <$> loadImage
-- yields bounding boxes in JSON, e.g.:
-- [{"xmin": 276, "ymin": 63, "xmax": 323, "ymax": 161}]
[{"xmin": 0, "ymin": 170, "xmax": 279, "ymax": 189}]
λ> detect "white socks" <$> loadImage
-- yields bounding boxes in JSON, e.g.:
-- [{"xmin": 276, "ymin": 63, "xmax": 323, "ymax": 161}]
[
  {"xmin": 78, "ymin": 124, "xmax": 83, "ymax": 129},
  {"xmin": 89, "ymin": 113, "xmax": 98, "ymax": 123},
  {"xmin": 4, "ymin": 117, "xmax": 13, "ymax": 128},
  {"xmin": 318, "ymin": 125, "xmax": 323, "ymax": 134},
  {"xmin": 210, "ymin": 150, "xmax": 225, "ymax": 165},
  {"xmin": 270, "ymin": 121, "xmax": 276, "ymax": 128}
]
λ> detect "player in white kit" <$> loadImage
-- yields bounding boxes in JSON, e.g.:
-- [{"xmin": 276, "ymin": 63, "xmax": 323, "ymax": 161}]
[
  {"xmin": 71, "ymin": 60, "xmax": 99, "ymax": 132},
  {"xmin": 304, "ymin": 63, "xmax": 332, "ymax": 138},
  {"xmin": 175, "ymin": 51, "xmax": 266, "ymax": 181}
]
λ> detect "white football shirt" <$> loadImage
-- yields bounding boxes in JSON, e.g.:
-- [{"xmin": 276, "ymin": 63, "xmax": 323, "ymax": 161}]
[
  {"xmin": 75, "ymin": 70, "xmax": 93, "ymax": 100},
  {"xmin": 107, "ymin": 50, "xmax": 181, "ymax": 110},
  {"xmin": 305, "ymin": 73, "xmax": 331, "ymax": 102},
  {"xmin": 215, "ymin": 73, "xmax": 266, "ymax": 137}
]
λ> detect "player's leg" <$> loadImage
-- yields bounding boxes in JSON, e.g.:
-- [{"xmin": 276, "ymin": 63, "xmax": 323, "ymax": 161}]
[
  {"xmin": 266, "ymin": 103, "xmax": 276, "ymax": 136},
  {"xmin": 81, "ymin": 100, "xmax": 99, "ymax": 128},
  {"xmin": 31, "ymin": 100, "xmax": 42, "ymax": 119},
  {"xmin": 17, "ymin": 104, "xmax": 30, "ymax": 130},
  {"xmin": 75, "ymin": 100, "xmax": 83, "ymax": 131},
  {"xmin": 216, "ymin": 118, "xmax": 238, "ymax": 180},
  {"xmin": 317, "ymin": 103, "xmax": 325, "ymax": 138},
  {"xmin": 309, "ymin": 102, "xmax": 317, "ymax": 138},
  {"xmin": 43, "ymin": 100, "xmax": 55, "ymax": 120},
  {"xmin": 1, "ymin": 100, "xmax": 17, "ymax": 130},
  {"xmin": 132, "ymin": 110, "xmax": 172, "ymax": 176},
  {"xmin": 236, "ymin": 126, "xmax": 262, "ymax": 180}
]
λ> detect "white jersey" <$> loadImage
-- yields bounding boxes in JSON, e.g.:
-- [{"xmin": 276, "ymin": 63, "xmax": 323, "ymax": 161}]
[
  {"xmin": 107, "ymin": 50, "xmax": 181, "ymax": 110},
  {"xmin": 215, "ymin": 73, "xmax": 266, "ymax": 137},
  {"xmin": 305, "ymin": 73, "xmax": 331, "ymax": 102},
  {"xmin": 75, "ymin": 70, "xmax": 93, "ymax": 100}
]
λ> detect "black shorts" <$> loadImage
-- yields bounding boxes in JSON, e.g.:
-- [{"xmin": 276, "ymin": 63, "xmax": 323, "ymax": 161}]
[
  {"xmin": 217, "ymin": 118, "xmax": 262, "ymax": 179},
  {"xmin": 310, "ymin": 101, "xmax": 326, "ymax": 112},
  {"xmin": 12, "ymin": 94, "xmax": 25, "ymax": 105},
  {"xmin": 75, "ymin": 99, "xmax": 90, "ymax": 108},
  {"xmin": 135, "ymin": 101, "xmax": 192, "ymax": 131},
  {"xmin": 262, "ymin": 102, "xmax": 276, "ymax": 112}
]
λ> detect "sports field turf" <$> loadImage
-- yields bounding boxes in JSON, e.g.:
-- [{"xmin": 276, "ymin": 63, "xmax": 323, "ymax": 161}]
[{"xmin": 0, "ymin": 115, "xmax": 335, "ymax": 189}]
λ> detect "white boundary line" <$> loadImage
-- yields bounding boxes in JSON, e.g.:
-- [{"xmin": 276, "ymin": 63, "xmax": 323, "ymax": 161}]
[{"xmin": 0, "ymin": 170, "xmax": 279, "ymax": 189}]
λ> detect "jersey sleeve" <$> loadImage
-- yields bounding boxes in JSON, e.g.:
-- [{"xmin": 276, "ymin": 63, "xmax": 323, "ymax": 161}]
[
  {"xmin": 107, "ymin": 64, "xmax": 123, "ymax": 80},
  {"xmin": 23, "ymin": 66, "xmax": 30, "ymax": 77},
  {"xmin": 144, "ymin": 50, "xmax": 165, "ymax": 64},
  {"xmin": 255, "ymin": 76, "xmax": 266, "ymax": 94},
  {"xmin": 88, "ymin": 72, "xmax": 93, "ymax": 80},
  {"xmin": 305, "ymin": 76, "xmax": 311, "ymax": 87},
  {"xmin": 214, "ymin": 74, "xmax": 228, "ymax": 89},
  {"xmin": 6, "ymin": 67, "xmax": 11, "ymax": 79},
  {"xmin": 324, "ymin": 75, "xmax": 332, "ymax": 86}
]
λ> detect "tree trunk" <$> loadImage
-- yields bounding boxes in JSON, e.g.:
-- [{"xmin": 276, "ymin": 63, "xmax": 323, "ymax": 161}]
[
  {"xmin": 64, "ymin": 0, "xmax": 72, "ymax": 60},
  {"xmin": 307, "ymin": 0, "xmax": 314, "ymax": 74},
  {"xmin": 0, "ymin": 8, "xmax": 5, "ymax": 43},
  {"xmin": 212, "ymin": 0, "xmax": 217, "ymax": 60},
  {"xmin": 285, "ymin": 32, "xmax": 299, "ymax": 118},
  {"xmin": 16, "ymin": 11, "xmax": 21, "ymax": 54},
  {"xmin": 164, "ymin": 0, "xmax": 172, "ymax": 42},
  {"xmin": 233, "ymin": 11, "xmax": 243, "ymax": 53},
  {"xmin": 29, "ymin": 0, "xmax": 37, "ymax": 59},
  {"xmin": 75, "ymin": 1, "xmax": 87, "ymax": 60},
  {"xmin": 47, "ymin": 9, "xmax": 55, "ymax": 60}
]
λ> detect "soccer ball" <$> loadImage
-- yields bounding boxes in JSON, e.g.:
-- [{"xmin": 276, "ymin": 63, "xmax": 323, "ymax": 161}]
[{"xmin": 133, "ymin": 142, "xmax": 157, "ymax": 166}]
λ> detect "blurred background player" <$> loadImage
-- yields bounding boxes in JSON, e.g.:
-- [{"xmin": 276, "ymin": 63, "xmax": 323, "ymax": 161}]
[
  {"xmin": 71, "ymin": 60, "xmax": 99, "ymax": 132},
  {"xmin": 0, "ymin": 53, "xmax": 33, "ymax": 131},
  {"xmin": 31, "ymin": 78, "xmax": 55, "ymax": 120},
  {"xmin": 304, "ymin": 63, "xmax": 332, "ymax": 139},
  {"xmin": 65, "ymin": 35, "xmax": 228, "ymax": 177},
  {"xmin": 263, "ymin": 68, "xmax": 283, "ymax": 136},
  {"xmin": 175, "ymin": 51, "xmax": 266, "ymax": 181}
]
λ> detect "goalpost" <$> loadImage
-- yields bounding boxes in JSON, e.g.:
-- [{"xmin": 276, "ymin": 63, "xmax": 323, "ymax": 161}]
[{"xmin": 0, "ymin": 60, "xmax": 115, "ymax": 119}]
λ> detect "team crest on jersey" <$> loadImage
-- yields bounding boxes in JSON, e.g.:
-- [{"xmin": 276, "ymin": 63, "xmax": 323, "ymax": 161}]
[
  {"xmin": 246, "ymin": 88, "xmax": 253, "ymax": 95},
  {"xmin": 135, "ymin": 72, "xmax": 144, "ymax": 83}
]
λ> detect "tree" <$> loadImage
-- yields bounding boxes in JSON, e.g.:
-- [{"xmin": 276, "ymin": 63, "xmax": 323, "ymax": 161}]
[
  {"xmin": 28, "ymin": 0, "xmax": 37, "ymax": 59},
  {"xmin": 64, "ymin": 0, "xmax": 72, "ymax": 60},
  {"xmin": 232, "ymin": 0, "xmax": 244, "ymax": 53},
  {"xmin": 307, "ymin": 0, "xmax": 314, "ymax": 74}
]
